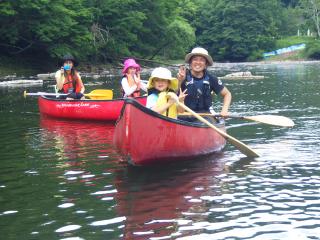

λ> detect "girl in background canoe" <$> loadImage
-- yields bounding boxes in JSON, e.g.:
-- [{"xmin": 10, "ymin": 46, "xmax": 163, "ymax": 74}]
[
  {"xmin": 146, "ymin": 67, "xmax": 187, "ymax": 119},
  {"xmin": 121, "ymin": 58, "xmax": 147, "ymax": 97},
  {"xmin": 55, "ymin": 54, "xmax": 85, "ymax": 100}
]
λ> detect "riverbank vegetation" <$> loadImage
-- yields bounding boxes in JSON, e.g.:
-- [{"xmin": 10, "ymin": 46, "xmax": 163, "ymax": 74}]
[{"xmin": 1, "ymin": 0, "xmax": 320, "ymax": 72}]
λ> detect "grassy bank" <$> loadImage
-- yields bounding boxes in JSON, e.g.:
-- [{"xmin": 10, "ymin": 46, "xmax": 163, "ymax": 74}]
[
  {"xmin": 265, "ymin": 36, "xmax": 320, "ymax": 61},
  {"xmin": 275, "ymin": 36, "xmax": 314, "ymax": 49}
]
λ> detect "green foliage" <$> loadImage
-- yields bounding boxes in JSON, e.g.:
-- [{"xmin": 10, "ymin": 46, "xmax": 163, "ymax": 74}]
[
  {"xmin": 0, "ymin": 0, "xmax": 93, "ymax": 61},
  {"xmin": 281, "ymin": 0, "xmax": 300, "ymax": 7},
  {"xmin": 196, "ymin": 0, "xmax": 279, "ymax": 61},
  {"xmin": 161, "ymin": 18, "xmax": 196, "ymax": 59},
  {"xmin": 247, "ymin": 50, "xmax": 264, "ymax": 62},
  {"xmin": 0, "ymin": 0, "xmax": 318, "ymax": 65},
  {"xmin": 0, "ymin": 0, "xmax": 196, "ymax": 64},
  {"xmin": 276, "ymin": 36, "xmax": 313, "ymax": 49},
  {"xmin": 300, "ymin": 0, "xmax": 320, "ymax": 37},
  {"xmin": 304, "ymin": 40, "xmax": 320, "ymax": 59}
]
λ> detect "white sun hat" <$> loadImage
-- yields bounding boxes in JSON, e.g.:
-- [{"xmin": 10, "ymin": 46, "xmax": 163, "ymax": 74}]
[
  {"xmin": 185, "ymin": 47, "xmax": 214, "ymax": 66},
  {"xmin": 147, "ymin": 67, "xmax": 178, "ymax": 91}
]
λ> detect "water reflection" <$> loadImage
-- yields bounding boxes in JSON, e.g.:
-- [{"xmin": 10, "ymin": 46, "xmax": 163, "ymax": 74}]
[
  {"xmin": 39, "ymin": 117, "xmax": 232, "ymax": 239},
  {"xmin": 40, "ymin": 117, "xmax": 116, "ymax": 165},
  {"xmin": 113, "ymin": 155, "xmax": 228, "ymax": 239}
]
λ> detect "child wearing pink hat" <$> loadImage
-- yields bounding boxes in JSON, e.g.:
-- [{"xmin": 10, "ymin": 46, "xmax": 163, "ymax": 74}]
[{"xmin": 121, "ymin": 58, "xmax": 146, "ymax": 97}]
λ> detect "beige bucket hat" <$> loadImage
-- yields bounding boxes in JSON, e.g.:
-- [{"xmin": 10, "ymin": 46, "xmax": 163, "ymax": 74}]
[
  {"xmin": 185, "ymin": 47, "xmax": 213, "ymax": 66},
  {"xmin": 147, "ymin": 67, "xmax": 178, "ymax": 91}
]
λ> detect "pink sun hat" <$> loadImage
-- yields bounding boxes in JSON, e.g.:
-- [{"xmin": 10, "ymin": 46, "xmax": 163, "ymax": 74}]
[{"xmin": 122, "ymin": 58, "xmax": 141, "ymax": 74}]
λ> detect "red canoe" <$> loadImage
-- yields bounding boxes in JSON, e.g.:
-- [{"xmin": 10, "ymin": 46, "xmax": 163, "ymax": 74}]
[
  {"xmin": 38, "ymin": 96, "xmax": 147, "ymax": 121},
  {"xmin": 114, "ymin": 98, "xmax": 226, "ymax": 165}
]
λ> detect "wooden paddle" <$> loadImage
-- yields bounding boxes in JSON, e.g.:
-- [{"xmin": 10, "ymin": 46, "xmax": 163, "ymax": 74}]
[
  {"xmin": 179, "ymin": 112, "xmax": 294, "ymax": 127},
  {"xmin": 167, "ymin": 93, "xmax": 259, "ymax": 158},
  {"xmin": 23, "ymin": 89, "xmax": 113, "ymax": 100}
]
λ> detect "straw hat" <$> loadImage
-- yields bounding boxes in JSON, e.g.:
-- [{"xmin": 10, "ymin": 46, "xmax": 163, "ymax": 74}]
[
  {"xmin": 122, "ymin": 58, "xmax": 141, "ymax": 74},
  {"xmin": 147, "ymin": 67, "xmax": 178, "ymax": 91},
  {"xmin": 185, "ymin": 47, "xmax": 213, "ymax": 66}
]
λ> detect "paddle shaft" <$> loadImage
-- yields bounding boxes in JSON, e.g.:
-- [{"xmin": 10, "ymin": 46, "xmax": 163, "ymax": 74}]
[
  {"xmin": 172, "ymin": 98, "xmax": 259, "ymax": 157},
  {"xmin": 179, "ymin": 112, "xmax": 294, "ymax": 127},
  {"xmin": 24, "ymin": 91, "xmax": 112, "ymax": 99},
  {"xmin": 25, "ymin": 92, "xmax": 106, "ymax": 97}
]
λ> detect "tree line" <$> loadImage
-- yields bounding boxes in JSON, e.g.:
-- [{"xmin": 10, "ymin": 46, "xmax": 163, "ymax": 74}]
[{"xmin": 0, "ymin": 0, "xmax": 319, "ymax": 63}]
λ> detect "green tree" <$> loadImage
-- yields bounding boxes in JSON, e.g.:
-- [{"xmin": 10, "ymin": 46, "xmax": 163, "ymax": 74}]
[
  {"xmin": 0, "ymin": 0, "xmax": 196, "ymax": 63},
  {"xmin": 300, "ymin": 0, "xmax": 320, "ymax": 37},
  {"xmin": 0, "ymin": 0, "xmax": 93, "ymax": 60},
  {"xmin": 196, "ymin": 0, "xmax": 282, "ymax": 61},
  {"xmin": 281, "ymin": 0, "xmax": 300, "ymax": 7},
  {"xmin": 83, "ymin": 0, "xmax": 196, "ymax": 61}
]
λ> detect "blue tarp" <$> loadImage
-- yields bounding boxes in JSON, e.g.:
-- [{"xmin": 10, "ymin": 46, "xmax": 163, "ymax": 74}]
[{"xmin": 263, "ymin": 43, "xmax": 306, "ymax": 58}]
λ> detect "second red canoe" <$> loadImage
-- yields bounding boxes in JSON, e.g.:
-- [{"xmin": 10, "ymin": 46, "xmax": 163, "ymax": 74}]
[{"xmin": 38, "ymin": 96, "xmax": 147, "ymax": 121}]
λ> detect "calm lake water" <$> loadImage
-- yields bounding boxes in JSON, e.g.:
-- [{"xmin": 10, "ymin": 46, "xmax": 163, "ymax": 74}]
[{"xmin": 0, "ymin": 62, "xmax": 319, "ymax": 239}]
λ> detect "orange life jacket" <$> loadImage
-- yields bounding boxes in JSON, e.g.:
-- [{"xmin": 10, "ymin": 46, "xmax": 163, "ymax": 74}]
[{"xmin": 62, "ymin": 73, "xmax": 82, "ymax": 93}]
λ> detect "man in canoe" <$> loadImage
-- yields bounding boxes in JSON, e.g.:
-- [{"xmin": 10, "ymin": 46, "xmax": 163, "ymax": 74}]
[
  {"xmin": 55, "ymin": 54, "xmax": 85, "ymax": 100},
  {"xmin": 177, "ymin": 47, "xmax": 232, "ymax": 117}
]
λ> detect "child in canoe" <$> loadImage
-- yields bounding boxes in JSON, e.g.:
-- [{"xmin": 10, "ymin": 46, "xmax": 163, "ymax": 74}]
[
  {"xmin": 55, "ymin": 54, "xmax": 85, "ymax": 100},
  {"xmin": 121, "ymin": 58, "xmax": 147, "ymax": 97},
  {"xmin": 146, "ymin": 67, "xmax": 187, "ymax": 119}
]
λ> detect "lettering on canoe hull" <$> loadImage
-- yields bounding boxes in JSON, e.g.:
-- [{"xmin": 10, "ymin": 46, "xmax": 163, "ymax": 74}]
[{"xmin": 56, "ymin": 103, "xmax": 100, "ymax": 109}]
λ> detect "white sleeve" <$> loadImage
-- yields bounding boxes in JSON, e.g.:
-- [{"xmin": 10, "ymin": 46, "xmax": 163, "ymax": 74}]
[
  {"xmin": 55, "ymin": 70, "xmax": 64, "ymax": 90},
  {"xmin": 140, "ymin": 81, "xmax": 147, "ymax": 92},
  {"xmin": 121, "ymin": 77, "xmax": 137, "ymax": 97}
]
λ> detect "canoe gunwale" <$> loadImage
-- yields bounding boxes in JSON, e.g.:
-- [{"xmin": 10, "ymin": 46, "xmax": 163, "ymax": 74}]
[
  {"xmin": 117, "ymin": 98, "xmax": 225, "ymax": 129},
  {"xmin": 40, "ymin": 95, "xmax": 147, "ymax": 102}
]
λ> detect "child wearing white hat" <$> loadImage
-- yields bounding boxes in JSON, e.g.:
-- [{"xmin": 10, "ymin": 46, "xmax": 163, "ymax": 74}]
[{"xmin": 146, "ymin": 67, "xmax": 187, "ymax": 119}]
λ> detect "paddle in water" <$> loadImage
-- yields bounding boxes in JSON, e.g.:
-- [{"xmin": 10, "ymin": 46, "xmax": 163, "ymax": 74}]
[
  {"xmin": 167, "ymin": 92, "xmax": 259, "ymax": 158},
  {"xmin": 23, "ymin": 89, "xmax": 113, "ymax": 100}
]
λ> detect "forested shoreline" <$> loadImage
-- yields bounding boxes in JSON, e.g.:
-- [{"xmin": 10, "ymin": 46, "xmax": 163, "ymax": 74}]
[{"xmin": 1, "ymin": 0, "xmax": 320, "ymax": 72}]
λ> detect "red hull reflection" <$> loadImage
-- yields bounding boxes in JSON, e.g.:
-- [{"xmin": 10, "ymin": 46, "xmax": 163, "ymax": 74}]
[
  {"xmin": 40, "ymin": 117, "xmax": 116, "ymax": 164},
  {"xmin": 114, "ymin": 156, "xmax": 227, "ymax": 239}
]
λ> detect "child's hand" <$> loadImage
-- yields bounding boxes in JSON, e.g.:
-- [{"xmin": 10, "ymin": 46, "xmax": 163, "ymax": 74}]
[
  {"xmin": 136, "ymin": 72, "xmax": 141, "ymax": 80},
  {"xmin": 126, "ymin": 73, "xmax": 135, "ymax": 86},
  {"xmin": 134, "ymin": 72, "xmax": 141, "ymax": 89},
  {"xmin": 168, "ymin": 97, "xmax": 176, "ymax": 105},
  {"xmin": 134, "ymin": 72, "xmax": 141, "ymax": 83},
  {"xmin": 178, "ymin": 88, "xmax": 188, "ymax": 102}
]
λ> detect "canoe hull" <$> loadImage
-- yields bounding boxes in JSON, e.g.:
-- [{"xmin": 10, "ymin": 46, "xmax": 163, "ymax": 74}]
[
  {"xmin": 38, "ymin": 96, "xmax": 147, "ymax": 121},
  {"xmin": 114, "ymin": 99, "xmax": 226, "ymax": 165}
]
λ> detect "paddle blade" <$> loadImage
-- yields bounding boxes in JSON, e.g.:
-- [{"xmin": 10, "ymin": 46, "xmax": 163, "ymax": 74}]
[
  {"xmin": 168, "ymin": 92, "xmax": 260, "ymax": 158},
  {"xmin": 86, "ymin": 89, "xmax": 113, "ymax": 100},
  {"xmin": 244, "ymin": 115, "xmax": 294, "ymax": 127}
]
